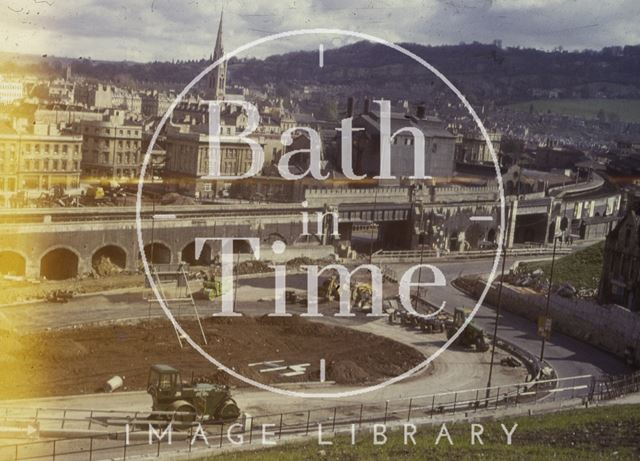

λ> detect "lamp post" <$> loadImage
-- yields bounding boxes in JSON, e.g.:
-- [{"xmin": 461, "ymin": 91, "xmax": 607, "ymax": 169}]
[
  {"xmin": 486, "ymin": 201, "xmax": 511, "ymax": 392},
  {"xmin": 539, "ymin": 216, "xmax": 568, "ymax": 362}
]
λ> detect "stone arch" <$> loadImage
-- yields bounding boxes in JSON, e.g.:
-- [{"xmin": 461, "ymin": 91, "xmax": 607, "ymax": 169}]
[
  {"xmin": 143, "ymin": 242, "xmax": 172, "ymax": 265},
  {"xmin": 448, "ymin": 231, "xmax": 460, "ymax": 251},
  {"xmin": 293, "ymin": 234, "xmax": 322, "ymax": 245},
  {"xmin": 233, "ymin": 240, "xmax": 253, "ymax": 254},
  {"xmin": 40, "ymin": 246, "xmax": 79, "ymax": 280},
  {"xmin": 506, "ymin": 180, "xmax": 515, "ymax": 195},
  {"xmin": 181, "ymin": 241, "xmax": 213, "ymax": 266},
  {"xmin": 0, "ymin": 250, "xmax": 26, "ymax": 276},
  {"xmin": 465, "ymin": 223, "xmax": 485, "ymax": 248},
  {"xmin": 92, "ymin": 245, "xmax": 127, "ymax": 273},
  {"xmin": 264, "ymin": 232, "xmax": 288, "ymax": 245},
  {"xmin": 487, "ymin": 228, "xmax": 497, "ymax": 243}
]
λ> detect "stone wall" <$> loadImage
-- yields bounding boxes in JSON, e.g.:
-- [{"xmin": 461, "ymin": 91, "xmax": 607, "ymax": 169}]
[{"xmin": 471, "ymin": 279, "xmax": 640, "ymax": 365}]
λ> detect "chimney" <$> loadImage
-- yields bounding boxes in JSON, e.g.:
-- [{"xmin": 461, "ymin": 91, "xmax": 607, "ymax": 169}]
[
  {"xmin": 363, "ymin": 98, "xmax": 370, "ymax": 114},
  {"xmin": 346, "ymin": 96, "xmax": 355, "ymax": 117},
  {"xmin": 416, "ymin": 104, "xmax": 426, "ymax": 119}
]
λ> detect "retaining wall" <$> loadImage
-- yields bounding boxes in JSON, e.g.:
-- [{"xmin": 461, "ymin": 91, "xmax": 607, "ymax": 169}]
[{"xmin": 468, "ymin": 279, "xmax": 640, "ymax": 365}]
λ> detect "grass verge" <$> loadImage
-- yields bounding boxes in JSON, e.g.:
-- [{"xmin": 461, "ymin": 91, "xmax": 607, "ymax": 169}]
[
  {"xmin": 517, "ymin": 241, "xmax": 604, "ymax": 290},
  {"xmin": 203, "ymin": 403, "xmax": 640, "ymax": 460}
]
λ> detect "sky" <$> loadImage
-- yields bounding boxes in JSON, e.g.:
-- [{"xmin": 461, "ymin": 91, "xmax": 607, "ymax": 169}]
[{"xmin": 0, "ymin": 0, "xmax": 638, "ymax": 62}]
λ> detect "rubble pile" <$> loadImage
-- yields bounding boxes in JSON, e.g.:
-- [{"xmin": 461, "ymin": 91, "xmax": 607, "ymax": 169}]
[
  {"xmin": 160, "ymin": 192, "xmax": 197, "ymax": 206},
  {"xmin": 506, "ymin": 268, "xmax": 597, "ymax": 299},
  {"xmin": 93, "ymin": 256, "xmax": 123, "ymax": 277},
  {"xmin": 235, "ymin": 260, "xmax": 274, "ymax": 275},
  {"xmin": 285, "ymin": 256, "xmax": 334, "ymax": 270}
]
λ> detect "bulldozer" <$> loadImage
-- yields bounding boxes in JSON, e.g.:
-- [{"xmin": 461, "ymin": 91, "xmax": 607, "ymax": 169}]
[
  {"xmin": 445, "ymin": 308, "xmax": 489, "ymax": 351},
  {"xmin": 319, "ymin": 277, "xmax": 373, "ymax": 313},
  {"xmin": 351, "ymin": 283, "xmax": 373, "ymax": 312},
  {"xmin": 147, "ymin": 364, "xmax": 241, "ymax": 423},
  {"xmin": 319, "ymin": 276, "xmax": 340, "ymax": 302}
]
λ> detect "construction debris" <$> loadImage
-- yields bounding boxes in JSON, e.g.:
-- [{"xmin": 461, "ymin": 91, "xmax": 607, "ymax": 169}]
[
  {"xmin": 103, "ymin": 375, "xmax": 124, "ymax": 393},
  {"xmin": 93, "ymin": 256, "xmax": 123, "ymax": 277},
  {"xmin": 500, "ymin": 356, "xmax": 523, "ymax": 368}
]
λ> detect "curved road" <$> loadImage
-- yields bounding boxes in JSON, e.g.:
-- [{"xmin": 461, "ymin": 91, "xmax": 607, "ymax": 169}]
[{"xmin": 391, "ymin": 258, "xmax": 630, "ymax": 379}]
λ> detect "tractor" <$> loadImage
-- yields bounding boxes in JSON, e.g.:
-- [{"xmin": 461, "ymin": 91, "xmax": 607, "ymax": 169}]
[
  {"xmin": 202, "ymin": 278, "xmax": 223, "ymax": 301},
  {"xmin": 147, "ymin": 364, "xmax": 241, "ymax": 423},
  {"xmin": 445, "ymin": 308, "xmax": 489, "ymax": 351}
]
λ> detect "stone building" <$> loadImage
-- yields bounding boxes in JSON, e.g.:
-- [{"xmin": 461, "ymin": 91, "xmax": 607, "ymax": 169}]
[
  {"xmin": 80, "ymin": 110, "xmax": 143, "ymax": 179},
  {"xmin": 454, "ymin": 131, "xmax": 502, "ymax": 165},
  {"xmin": 0, "ymin": 77, "xmax": 23, "ymax": 104},
  {"xmin": 76, "ymin": 84, "xmax": 142, "ymax": 114},
  {"xmin": 0, "ymin": 123, "xmax": 82, "ymax": 206},
  {"xmin": 140, "ymin": 91, "xmax": 173, "ymax": 118},
  {"xmin": 350, "ymin": 103, "xmax": 456, "ymax": 180},
  {"xmin": 598, "ymin": 211, "xmax": 640, "ymax": 311},
  {"xmin": 163, "ymin": 123, "xmax": 261, "ymax": 200}
]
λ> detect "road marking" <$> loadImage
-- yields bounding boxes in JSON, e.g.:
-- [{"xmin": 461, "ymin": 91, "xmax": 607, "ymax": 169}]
[
  {"xmin": 320, "ymin": 358, "xmax": 326, "ymax": 382},
  {"xmin": 469, "ymin": 216, "xmax": 493, "ymax": 221},
  {"xmin": 248, "ymin": 360, "xmax": 284, "ymax": 367},
  {"xmin": 249, "ymin": 360, "xmax": 311, "ymax": 377},
  {"xmin": 319, "ymin": 44, "xmax": 324, "ymax": 67}
]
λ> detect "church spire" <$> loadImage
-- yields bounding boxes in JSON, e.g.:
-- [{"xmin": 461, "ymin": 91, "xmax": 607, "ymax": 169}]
[
  {"xmin": 206, "ymin": 10, "xmax": 226, "ymax": 100},
  {"xmin": 213, "ymin": 9, "xmax": 224, "ymax": 60}
]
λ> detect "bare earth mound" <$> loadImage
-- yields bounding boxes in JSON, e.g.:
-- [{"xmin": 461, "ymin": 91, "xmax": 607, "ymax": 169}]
[{"xmin": 0, "ymin": 316, "xmax": 424, "ymax": 399}]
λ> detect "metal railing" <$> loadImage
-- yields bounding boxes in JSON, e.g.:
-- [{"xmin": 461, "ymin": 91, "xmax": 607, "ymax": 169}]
[
  {"xmin": 590, "ymin": 370, "xmax": 640, "ymax": 401},
  {"xmin": 372, "ymin": 246, "xmax": 573, "ymax": 262},
  {"xmin": 0, "ymin": 374, "xmax": 598, "ymax": 461}
]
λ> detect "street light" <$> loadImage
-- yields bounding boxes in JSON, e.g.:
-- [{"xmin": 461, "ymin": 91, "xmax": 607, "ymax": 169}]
[
  {"xmin": 539, "ymin": 216, "xmax": 568, "ymax": 362},
  {"xmin": 486, "ymin": 201, "xmax": 512, "ymax": 392}
]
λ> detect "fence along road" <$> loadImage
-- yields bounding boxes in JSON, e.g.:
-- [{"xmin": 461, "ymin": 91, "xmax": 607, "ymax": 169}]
[{"xmin": 4, "ymin": 372, "xmax": 639, "ymax": 461}]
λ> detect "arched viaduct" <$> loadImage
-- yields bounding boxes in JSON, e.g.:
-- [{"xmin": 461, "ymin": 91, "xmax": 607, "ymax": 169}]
[
  {"xmin": 0, "ymin": 196, "xmax": 502, "ymax": 280},
  {"xmin": 1, "ymin": 182, "xmax": 616, "ymax": 280}
]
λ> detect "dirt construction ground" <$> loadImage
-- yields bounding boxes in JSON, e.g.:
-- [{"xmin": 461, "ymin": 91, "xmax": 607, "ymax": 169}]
[{"xmin": 0, "ymin": 315, "xmax": 426, "ymax": 400}]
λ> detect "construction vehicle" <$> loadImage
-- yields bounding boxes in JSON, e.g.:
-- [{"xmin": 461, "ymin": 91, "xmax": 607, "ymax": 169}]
[
  {"xmin": 147, "ymin": 364, "xmax": 241, "ymax": 423},
  {"xmin": 202, "ymin": 278, "xmax": 223, "ymax": 301},
  {"xmin": 85, "ymin": 186, "xmax": 106, "ymax": 201},
  {"xmin": 319, "ymin": 276, "xmax": 340, "ymax": 302},
  {"xmin": 386, "ymin": 296, "xmax": 445, "ymax": 333},
  {"xmin": 351, "ymin": 283, "xmax": 372, "ymax": 312},
  {"xmin": 391, "ymin": 308, "xmax": 445, "ymax": 333},
  {"xmin": 445, "ymin": 307, "xmax": 489, "ymax": 351},
  {"xmin": 319, "ymin": 277, "xmax": 373, "ymax": 313}
]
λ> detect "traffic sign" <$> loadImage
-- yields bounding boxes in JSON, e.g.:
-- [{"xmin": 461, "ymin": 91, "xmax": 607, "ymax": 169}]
[{"xmin": 537, "ymin": 316, "xmax": 552, "ymax": 340}]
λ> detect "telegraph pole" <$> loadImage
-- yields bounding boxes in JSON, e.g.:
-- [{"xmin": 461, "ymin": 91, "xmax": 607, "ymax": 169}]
[
  {"xmin": 540, "ymin": 216, "xmax": 568, "ymax": 362},
  {"xmin": 486, "ymin": 201, "xmax": 511, "ymax": 392}
]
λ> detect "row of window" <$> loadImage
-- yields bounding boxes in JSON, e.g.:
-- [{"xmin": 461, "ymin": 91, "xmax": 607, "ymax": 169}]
[
  {"xmin": 0, "ymin": 143, "xmax": 80, "ymax": 154},
  {"xmin": 85, "ymin": 138, "xmax": 141, "ymax": 148},
  {"xmin": 84, "ymin": 127, "xmax": 140, "ymax": 137},
  {"xmin": 13, "ymin": 159, "xmax": 80, "ymax": 172},
  {"xmin": 91, "ymin": 151, "xmax": 139, "ymax": 165},
  {"xmin": 390, "ymin": 137, "xmax": 439, "ymax": 152}
]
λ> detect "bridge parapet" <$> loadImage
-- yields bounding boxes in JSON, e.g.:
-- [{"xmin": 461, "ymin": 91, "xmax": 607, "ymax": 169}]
[{"xmin": 305, "ymin": 187, "xmax": 409, "ymax": 206}]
